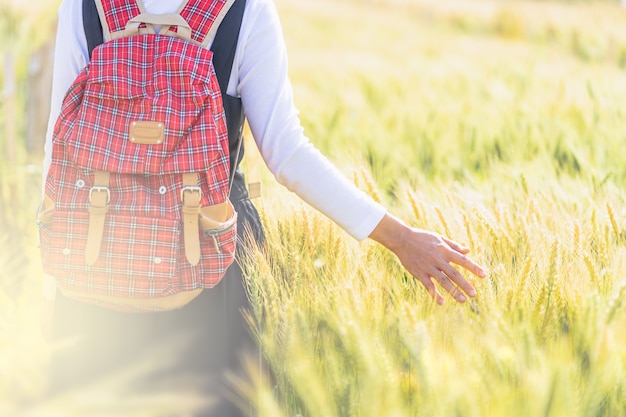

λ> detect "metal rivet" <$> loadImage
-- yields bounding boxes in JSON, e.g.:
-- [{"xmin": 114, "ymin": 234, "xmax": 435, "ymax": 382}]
[
  {"xmin": 76, "ymin": 179, "xmax": 85, "ymax": 188},
  {"xmin": 154, "ymin": 257, "xmax": 162, "ymax": 264},
  {"xmin": 62, "ymin": 248, "xmax": 71, "ymax": 255},
  {"xmin": 159, "ymin": 186, "xmax": 167, "ymax": 195}
]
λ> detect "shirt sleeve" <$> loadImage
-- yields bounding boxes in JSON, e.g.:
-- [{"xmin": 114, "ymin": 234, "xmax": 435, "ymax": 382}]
[
  {"xmin": 42, "ymin": 0, "xmax": 90, "ymax": 194},
  {"xmin": 234, "ymin": 0, "xmax": 386, "ymax": 240}
]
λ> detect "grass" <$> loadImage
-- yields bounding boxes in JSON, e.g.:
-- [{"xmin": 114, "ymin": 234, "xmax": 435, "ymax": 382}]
[
  {"xmin": 244, "ymin": 0, "xmax": 626, "ymax": 415},
  {"xmin": 244, "ymin": 179, "xmax": 626, "ymax": 416},
  {"xmin": 3, "ymin": 0, "xmax": 626, "ymax": 415}
]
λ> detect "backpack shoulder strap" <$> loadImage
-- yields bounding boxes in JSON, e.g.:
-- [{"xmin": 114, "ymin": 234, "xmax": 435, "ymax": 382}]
[
  {"xmin": 82, "ymin": 0, "xmax": 103, "ymax": 59},
  {"xmin": 83, "ymin": 0, "xmax": 142, "ymax": 47},
  {"xmin": 92, "ymin": 0, "xmax": 144, "ymax": 41},
  {"xmin": 88, "ymin": 0, "xmax": 234, "ymax": 47},
  {"xmin": 209, "ymin": 0, "xmax": 246, "ymax": 96},
  {"xmin": 178, "ymin": 0, "xmax": 236, "ymax": 49},
  {"xmin": 82, "ymin": 0, "xmax": 246, "ymax": 97}
]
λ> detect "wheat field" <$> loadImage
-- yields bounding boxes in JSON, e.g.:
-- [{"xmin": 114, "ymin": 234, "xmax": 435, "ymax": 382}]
[{"xmin": 2, "ymin": 0, "xmax": 626, "ymax": 416}]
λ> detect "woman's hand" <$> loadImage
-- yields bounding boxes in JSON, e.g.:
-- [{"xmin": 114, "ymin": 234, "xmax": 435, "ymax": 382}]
[{"xmin": 369, "ymin": 213, "xmax": 487, "ymax": 304}]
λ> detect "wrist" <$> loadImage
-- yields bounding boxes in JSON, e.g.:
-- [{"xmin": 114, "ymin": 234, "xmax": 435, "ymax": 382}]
[{"xmin": 368, "ymin": 213, "xmax": 412, "ymax": 252}]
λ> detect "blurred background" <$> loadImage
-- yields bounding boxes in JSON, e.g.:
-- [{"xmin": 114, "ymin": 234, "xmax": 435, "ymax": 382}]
[{"xmin": 1, "ymin": 0, "xmax": 58, "ymax": 413}]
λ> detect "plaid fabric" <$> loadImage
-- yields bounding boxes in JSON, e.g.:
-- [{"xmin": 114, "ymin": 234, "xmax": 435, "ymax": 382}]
[
  {"xmin": 98, "ymin": 0, "xmax": 140, "ymax": 34},
  {"xmin": 40, "ymin": 0, "xmax": 237, "ymax": 302},
  {"xmin": 100, "ymin": 0, "xmax": 230, "ymax": 45},
  {"xmin": 180, "ymin": 0, "xmax": 231, "ymax": 44},
  {"xmin": 40, "ymin": 211, "xmax": 237, "ymax": 297}
]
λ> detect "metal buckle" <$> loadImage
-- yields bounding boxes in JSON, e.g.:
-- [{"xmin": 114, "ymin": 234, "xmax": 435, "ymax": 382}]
[
  {"xmin": 89, "ymin": 186, "xmax": 111, "ymax": 205},
  {"xmin": 180, "ymin": 186, "xmax": 202, "ymax": 204}
]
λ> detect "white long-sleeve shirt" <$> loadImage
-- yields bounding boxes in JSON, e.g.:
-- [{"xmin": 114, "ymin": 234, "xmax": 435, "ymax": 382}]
[{"xmin": 43, "ymin": 0, "xmax": 386, "ymax": 241}]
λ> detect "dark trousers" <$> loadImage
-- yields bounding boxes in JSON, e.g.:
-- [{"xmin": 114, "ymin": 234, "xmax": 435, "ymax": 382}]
[{"xmin": 48, "ymin": 260, "xmax": 258, "ymax": 417}]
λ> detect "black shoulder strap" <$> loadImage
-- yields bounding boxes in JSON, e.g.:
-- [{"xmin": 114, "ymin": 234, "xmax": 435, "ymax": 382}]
[
  {"xmin": 82, "ymin": 0, "xmax": 103, "ymax": 60},
  {"xmin": 211, "ymin": 0, "xmax": 246, "ymax": 97},
  {"xmin": 81, "ymin": 0, "xmax": 246, "ymax": 97}
]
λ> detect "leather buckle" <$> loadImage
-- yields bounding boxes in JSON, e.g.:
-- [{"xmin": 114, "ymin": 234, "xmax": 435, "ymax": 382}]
[
  {"xmin": 180, "ymin": 186, "xmax": 201, "ymax": 204},
  {"xmin": 89, "ymin": 186, "xmax": 111, "ymax": 205}
]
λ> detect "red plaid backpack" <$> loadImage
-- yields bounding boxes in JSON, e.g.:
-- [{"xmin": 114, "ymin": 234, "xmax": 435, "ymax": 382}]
[{"xmin": 38, "ymin": 0, "xmax": 244, "ymax": 311}]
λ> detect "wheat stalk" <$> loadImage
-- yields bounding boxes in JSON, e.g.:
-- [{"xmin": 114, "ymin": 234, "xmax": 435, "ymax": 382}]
[
  {"xmin": 605, "ymin": 280, "xmax": 626, "ymax": 324},
  {"xmin": 406, "ymin": 189, "xmax": 422, "ymax": 223},
  {"xmin": 358, "ymin": 167, "xmax": 382, "ymax": 203},
  {"xmin": 606, "ymin": 201, "xmax": 620, "ymax": 242},
  {"xmin": 573, "ymin": 222, "xmax": 581, "ymax": 252},
  {"xmin": 582, "ymin": 254, "xmax": 602, "ymax": 298},
  {"xmin": 434, "ymin": 206, "xmax": 452, "ymax": 237},
  {"xmin": 462, "ymin": 211, "xmax": 476, "ymax": 251}
]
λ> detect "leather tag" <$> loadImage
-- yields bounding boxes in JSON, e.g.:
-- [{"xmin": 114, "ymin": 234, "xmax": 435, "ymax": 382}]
[{"xmin": 129, "ymin": 121, "xmax": 164, "ymax": 144}]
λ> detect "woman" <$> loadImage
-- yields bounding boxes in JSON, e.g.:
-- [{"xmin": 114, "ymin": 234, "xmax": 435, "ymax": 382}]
[{"xmin": 41, "ymin": 0, "xmax": 487, "ymax": 415}]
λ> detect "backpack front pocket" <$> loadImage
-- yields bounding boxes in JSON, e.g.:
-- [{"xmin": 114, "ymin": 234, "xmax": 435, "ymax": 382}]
[{"xmin": 40, "ymin": 211, "xmax": 181, "ymax": 298}]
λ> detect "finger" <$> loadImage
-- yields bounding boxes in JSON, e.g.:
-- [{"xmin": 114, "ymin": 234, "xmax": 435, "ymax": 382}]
[
  {"xmin": 432, "ymin": 270, "xmax": 467, "ymax": 303},
  {"xmin": 415, "ymin": 274, "xmax": 445, "ymax": 305},
  {"xmin": 440, "ymin": 263, "xmax": 477, "ymax": 298},
  {"xmin": 442, "ymin": 236, "xmax": 470, "ymax": 254},
  {"xmin": 447, "ymin": 250, "xmax": 487, "ymax": 279}
]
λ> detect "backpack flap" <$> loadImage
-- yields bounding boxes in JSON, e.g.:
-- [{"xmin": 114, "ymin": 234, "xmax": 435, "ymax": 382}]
[{"xmin": 63, "ymin": 34, "xmax": 230, "ymax": 179}]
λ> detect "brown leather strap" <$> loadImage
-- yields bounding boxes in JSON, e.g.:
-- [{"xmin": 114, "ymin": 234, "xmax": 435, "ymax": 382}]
[
  {"xmin": 85, "ymin": 171, "xmax": 111, "ymax": 265},
  {"xmin": 117, "ymin": 13, "xmax": 193, "ymax": 41},
  {"xmin": 181, "ymin": 172, "xmax": 201, "ymax": 265}
]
